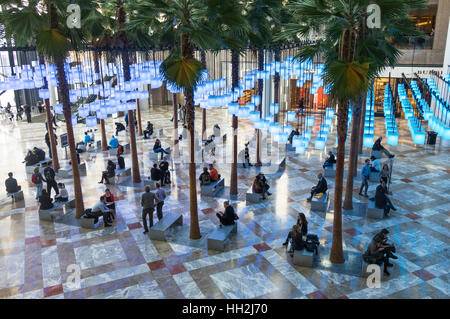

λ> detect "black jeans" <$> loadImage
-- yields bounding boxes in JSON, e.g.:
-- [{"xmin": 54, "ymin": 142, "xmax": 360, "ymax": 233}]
[
  {"xmin": 47, "ymin": 180, "xmax": 59, "ymax": 197},
  {"xmin": 142, "ymin": 207, "xmax": 154, "ymax": 231},
  {"xmin": 156, "ymin": 201, "xmax": 164, "ymax": 220},
  {"xmin": 375, "ymin": 248, "xmax": 391, "ymax": 272},
  {"xmin": 144, "ymin": 130, "xmax": 153, "ymax": 139}
]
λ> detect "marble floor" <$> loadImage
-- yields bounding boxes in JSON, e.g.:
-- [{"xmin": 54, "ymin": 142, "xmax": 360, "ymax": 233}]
[{"xmin": 0, "ymin": 105, "xmax": 448, "ymax": 299}]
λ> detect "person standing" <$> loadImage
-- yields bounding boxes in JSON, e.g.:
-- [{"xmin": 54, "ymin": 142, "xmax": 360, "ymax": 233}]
[
  {"xmin": 359, "ymin": 159, "xmax": 371, "ymax": 197},
  {"xmin": 155, "ymin": 183, "xmax": 166, "ymax": 221},
  {"xmin": 32, "ymin": 167, "xmax": 44, "ymax": 200},
  {"xmin": 16, "ymin": 105, "xmax": 23, "ymax": 121},
  {"xmin": 43, "ymin": 163, "xmax": 59, "ymax": 197},
  {"xmin": 24, "ymin": 104, "xmax": 32, "ymax": 123},
  {"xmin": 141, "ymin": 186, "xmax": 157, "ymax": 234},
  {"xmin": 45, "ymin": 130, "xmax": 57, "ymax": 159}
]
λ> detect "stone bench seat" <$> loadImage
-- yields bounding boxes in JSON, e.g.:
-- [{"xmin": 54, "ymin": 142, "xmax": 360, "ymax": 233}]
[
  {"xmin": 323, "ymin": 165, "xmax": 336, "ymax": 178},
  {"xmin": 367, "ymin": 201, "xmax": 384, "ymax": 219},
  {"xmin": 246, "ymin": 190, "xmax": 265, "ymax": 203},
  {"xmin": 38, "ymin": 199, "xmax": 75, "ymax": 221},
  {"xmin": 81, "ymin": 214, "xmax": 104, "ymax": 229},
  {"xmin": 25, "ymin": 158, "xmax": 52, "ymax": 174},
  {"xmin": 310, "ymin": 192, "xmax": 329, "ymax": 212},
  {"xmin": 109, "ymin": 143, "xmax": 130, "ymax": 156},
  {"xmin": 87, "ymin": 140, "xmax": 102, "ymax": 153},
  {"xmin": 7, "ymin": 190, "xmax": 24, "ymax": 202},
  {"xmin": 207, "ymin": 223, "xmax": 237, "ymax": 251},
  {"xmin": 56, "ymin": 162, "xmax": 87, "ymax": 178},
  {"xmin": 200, "ymin": 178, "xmax": 224, "ymax": 197},
  {"xmin": 149, "ymin": 212, "xmax": 183, "ymax": 241},
  {"xmin": 292, "ymin": 249, "xmax": 315, "ymax": 267}
]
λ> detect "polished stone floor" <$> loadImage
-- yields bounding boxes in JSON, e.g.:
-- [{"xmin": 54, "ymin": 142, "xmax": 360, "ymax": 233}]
[{"xmin": 0, "ymin": 105, "xmax": 448, "ymax": 299}]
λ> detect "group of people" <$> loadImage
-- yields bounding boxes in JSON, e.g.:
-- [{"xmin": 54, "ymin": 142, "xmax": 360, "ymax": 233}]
[
  {"xmin": 88, "ymin": 189, "xmax": 117, "ymax": 227},
  {"xmin": 150, "ymin": 157, "xmax": 171, "ymax": 186},
  {"xmin": 2, "ymin": 102, "xmax": 32, "ymax": 122},
  {"xmin": 141, "ymin": 184, "xmax": 167, "ymax": 233},
  {"xmin": 251, "ymin": 173, "xmax": 271, "ymax": 199},
  {"xmin": 76, "ymin": 130, "xmax": 95, "ymax": 153},
  {"xmin": 359, "ymin": 157, "xmax": 391, "ymax": 197},
  {"xmin": 31, "ymin": 162, "xmax": 61, "ymax": 200},
  {"xmin": 364, "ymin": 228, "xmax": 398, "ymax": 276},
  {"xmin": 199, "ymin": 164, "xmax": 221, "ymax": 185}
]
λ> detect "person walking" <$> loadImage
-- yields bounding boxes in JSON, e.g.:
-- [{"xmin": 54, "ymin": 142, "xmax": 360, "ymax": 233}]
[
  {"xmin": 24, "ymin": 104, "xmax": 32, "ymax": 123},
  {"xmin": 141, "ymin": 186, "xmax": 157, "ymax": 234},
  {"xmin": 43, "ymin": 163, "xmax": 59, "ymax": 197},
  {"xmin": 155, "ymin": 183, "xmax": 166, "ymax": 221},
  {"xmin": 31, "ymin": 167, "xmax": 44, "ymax": 200}
]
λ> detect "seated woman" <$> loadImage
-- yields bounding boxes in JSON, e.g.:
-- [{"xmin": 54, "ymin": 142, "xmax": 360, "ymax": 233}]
[
  {"xmin": 99, "ymin": 160, "xmax": 116, "ymax": 184},
  {"xmin": 323, "ymin": 151, "xmax": 336, "ymax": 168},
  {"xmin": 287, "ymin": 225, "xmax": 304, "ymax": 254},
  {"xmin": 372, "ymin": 137, "xmax": 394, "ymax": 158},
  {"xmin": 380, "ymin": 163, "xmax": 390, "ymax": 185},
  {"xmin": 153, "ymin": 139, "xmax": 169, "ymax": 160},
  {"xmin": 209, "ymin": 164, "xmax": 220, "ymax": 182},
  {"xmin": 283, "ymin": 213, "xmax": 308, "ymax": 246},
  {"xmin": 55, "ymin": 183, "xmax": 68, "ymax": 202},
  {"xmin": 39, "ymin": 189, "xmax": 54, "ymax": 210},
  {"xmin": 103, "ymin": 188, "xmax": 116, "ymax": 220}
]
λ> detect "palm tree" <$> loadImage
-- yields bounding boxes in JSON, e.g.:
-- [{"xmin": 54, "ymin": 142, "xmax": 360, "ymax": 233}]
[
  {"xmin": 128, "ymin": 0, "xmax": 247, "ymax": 239},
  {"xmin": 279, "ymin": 0, "xmax": 425, "ymax": 263},
  {"xmin": 1, "ymin": 0, "xmax": 88, "ymax": 218}
]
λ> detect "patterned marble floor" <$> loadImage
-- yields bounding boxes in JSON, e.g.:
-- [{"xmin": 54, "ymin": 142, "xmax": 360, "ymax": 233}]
[{"xmin": 0, "ymin": 104, "xmax": 448, "ymax": 299}]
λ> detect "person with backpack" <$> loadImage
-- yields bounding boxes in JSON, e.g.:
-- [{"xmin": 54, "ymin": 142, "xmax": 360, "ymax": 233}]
[
  {"xmin": 216, "ymin": 201, "xmax": 238, "ymax": 226},
  {"xmin": 199, "ymin": 167, "xmax": 211, "ymax": 185},
  {"xmin": 359, "ymin": 159, "xmax": 371, "ymax": 198},
  {"xmin": 90, "ymin": 196, "xmax": 113, "ymax": 227},
  {"xmin": 43, "ymin": 163, "xmax": 59, "ymax": 197},
  {"xmin": 32, "ymin": 167, "xmax": 44, "ymax": 200}
]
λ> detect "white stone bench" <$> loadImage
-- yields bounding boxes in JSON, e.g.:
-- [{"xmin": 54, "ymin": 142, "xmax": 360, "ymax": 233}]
[
  {"xmin": 207, "ymin": 223, "xmax": 237, "ymax": 251},
  {"xmin": 88, "ymin": 140, "xmax": 102, "ymax": 153},
  {"xmin": 7, "ymin": 190, "xmax": 24, "ymax": 202},
  {"xmin": 57, "ymin": 162, "xmax": 87, "ymax": 178},
  {"xmin": 246, "ymin": 186, "xmax": 266, "ymax": 203},
  {"xmin": 310, "ymin": 192, "xmax": 329, "ymax": 212},
  {"xmin": 108, "ymin": 147, "xmax": 119, "ymax": 156},
  {"xmin": 369, "ymin": 171, "xmax": 380, "ymax": 183},
  {"xmin": 143, "ymin": 178, "xmax": 157, "ymax": 189},
  {"xmin": 81, "ymin": 214, "xmax": 105, "ymax": 229},
  {"xmin": 323, "ymin": 165, "xmax": 336, "ymax": 178},
  {"xmin": 200, "ymin": 178, "xmax": 225, "ymax": 197},
  {"xmin": 38, "ymin": 199, "xmax": 76, "ymax": 221},
  {"xmin": 361, "ymin": 259, "xmax": 385, "ymax": 278},
  {"xmin": 25, "ymin": 158, "xmax": 52, "ymax": 174},
  {"xmin": 292, "ymin": 249, "xmax": 315, "ymax": 267},
  {"xmin": 367, "ymin": 201, "xmax": 384, "ymax": 219},
  {"xmin": 149, "ymin": 212, "xmax": 183, "ymax": 241}
]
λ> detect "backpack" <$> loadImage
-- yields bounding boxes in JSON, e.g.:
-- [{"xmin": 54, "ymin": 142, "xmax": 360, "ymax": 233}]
[
  {"xmin": 201, "ymin": 173, "xmax": 211, "ymax": 185},
  {"xmin": 32, "ymin": 173, "xmax": 38, "ymax": 184},
  {"xmin": 305, "ymin": 234, "xmax": 320, "ymax": 255}
]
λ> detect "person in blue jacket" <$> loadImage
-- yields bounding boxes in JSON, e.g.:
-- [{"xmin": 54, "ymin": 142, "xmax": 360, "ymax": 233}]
[
  {"xmin": 359, "ymin": 159, "xmax": 371, "ymax": 197},
  {"xmin": 108, "ymin": 135, "xmax": 119, "ymax": 149}
]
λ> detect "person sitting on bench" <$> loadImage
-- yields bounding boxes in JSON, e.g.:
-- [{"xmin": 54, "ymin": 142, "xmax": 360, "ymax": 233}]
[
  {"xmin": 23, "ymin": 150, "xmax": 39, "ymax": 166},
  {"xmin": 204, "ymin": 135, "xmax": 216, "ymax": 155},
  {"xmin": 363, "ymin": 234, "xmax": 393, "ymax": 276},
  {"xmin": 258, "ymin": 173, "xmax": 271, "ymax": 196},
  {"xmin": 153, "ymin": 139, "xmax": 169, "ymax": 160},
  {"xmin": 33, "ymin": 147, "xmax": 46, "ymax": 162},
  {"xmin": 115, "ymin": 122, "xmax": 126, "ymax": 136},
  {"xmin": 84, "ymin": 131, "xmax": 92, "ymax": 147},
  {"xmin": 5, "ymin": 172, "xmax": 21, "ymax": 193},
  {"xmin": 243, "ymin": 142, "xmax": 252, "ymax": 168},
  {"xmin": 143, "ymin": 121, "xmax": 154, "ymax": 139},
  {"xmin": 380, "ymin": 163, "xmax": 390, "ymax": 185},
  {"xmin": 323, "ymin": 151, "xmax": 336, "ymax": 168},
  {"xmin": 38, "ymin": 189, "xmax": 54, "ymax": 210},
  {"xmin": 150, "ymin": 163, "xmax": 162, "ymax": 183},
  {"xmin": 307, "ymin": 173, "xmax": 327, "ymax": 201},
  {"xmin": 283, "ymin": 213, "xmax": 308, "ymax": 246},
  {"xmin": 375, "ymin": 180, "xmax": 396, "ymax": 217},
  {"xmin": 374, "ymin": 228, "xmax": 398, "ymax": 259},
  {"xmin": 89, "ymin": 129, "xmax": 95, "ymax": 143},
  {"xmin": 108, "ymin": 135, "xmax": 119, "ymax": 149},
  {"xmin": 286, "ymin": 225, "xmax": 305, "ymax": 254},
  {"xmin": 55, "ymin": 183, "xmax": 68, "ymax": 202},
  {"xmin": 103, "ymin": 188, "xmax": 116, "ymax": 220},
  {"xmin": 372, "ymin": 137, "xmax": 395, "ymax": 158},
  {"xmin": 117, "ymin": 154, "xmax": 125, "ymax": 170},
  {"xmin": 91, "ymin": 196, "xmax": 112, "ymax": 227},
  {"xmin": 370, "ymin": 155, "xmax": 381, "ymax": 172},
  {"xmin": 199, "ymin": 167, "xmax": 211, "ymax": 185},
  {"xmin": 216, "ymin": 201, "xmax": 238, "ymax": 226},
  {"xmin": 159, "ymin": 157, "xmax": 170, "ymax": 185},
  {"xmin": 99, "ymin": 160, "xmax": 116, "ymax": 184},
  {"xmin": 252, "ymin": 174, "xmax": 271, "ymax": 199},
  {"xmin": 209, "ymin": 164, "xmax": 220, "ymax": 182}
]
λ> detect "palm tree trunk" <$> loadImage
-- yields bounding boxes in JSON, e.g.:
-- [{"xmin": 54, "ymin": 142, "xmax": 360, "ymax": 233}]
[
  {"xmin": 255, "ymin": 48, "xmax": 264, "ymax": 166},
  {"xmin": 343, "ymin": 100, "xmax": 362, "ymax": 210},
  {"xmin": 38, "ymin": 54, "xmax": 59, "ymax": 171},
  {"xmin": 201, "ymin": 51, "xmax": 207, "ymax": 140},
  {"xmin": 330, "ymin": 98, "xmax": 348, "ymax": 264},
  {"xmin": 181, "ymin": 33, "xmax": 201, "ymax": 240},
  {"xmin": 358, "ymin": 95, "xmax": 367, "ymax": 155},
  {"xmin": 274, "ymin": 48, "xmax": 281, "ymax": 123},
  {"xmin": 100, "ymin": 119, "xmax": 107, "ymax": 151},
  {"xmin": 230, "ymin": 51, "xmax": 239, "ymax": 196},
  {"xmin": 93, "ymin": 51, "xmax": 108, "ymax": 151},
  {"xmin": 136, "ymin": 98, "xmax": 143, "ymax": 136}
]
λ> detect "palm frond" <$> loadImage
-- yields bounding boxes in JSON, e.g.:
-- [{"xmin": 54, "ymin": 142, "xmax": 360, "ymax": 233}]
[{"xmin": 160, "ymin": 53, "xmax": 204, "ymax": 91}]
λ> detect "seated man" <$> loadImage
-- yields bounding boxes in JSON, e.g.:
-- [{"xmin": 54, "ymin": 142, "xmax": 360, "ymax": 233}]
[
  {"xmin": 24, "ymin": 150, "xmax": 39, "ymax": 166},
  {"xmin": 143, "ymin": 121, "xmax": 154, "ymax": 139},
  {"xmin": 363, "ymin": 235, "xmax": 393, "ymax": 276},
  {"xmin": 33, "ymin": 147, "xmax": 46, "ymax": 162},
  {"xmin": 372, "ymin": 136, "xmax": 394, "ymax": 158},
  {"xmin": 159, "ymin": 157, "xmax": 170, "ymax": 185},
  {"xmin": 375, "ymin": 180, "xmax": 396, "ymax": 217},
  {"xmin": 117, "ymin": 154, "xmax": 125, "ymax": 170},
  {"xmin": 91, "ymin": 196, "xmax": 112, "ymax": 227},
  {"xmin": 115, "ymin": 122, "xmax": 126, "ymax": 136},
  {"xmin": 323, "ymin": 151, "xmax": 336, "ymax": 168},
  {"xmin": 370, "ymin": 155, "xmax": 381, "ymax": 172},
  {"xmin": 209, "ymin": 164, "xmax": 220, "ymax": 182},
  {"xmin": 5, "ymin": 172, "xmax": 21, "ymax": 193},
  {"xmin": 216, "ymin": 201, "xmax": 238, "ymax": 226},
  {"xmin": 99, "ymin": 160, "xmax": 116, "ymax": 184},
  {"xmin": 55, "ymin": 183, "xmax": 68, "ymax": 202},
  {"xmin": 108, "ymin": 135, "xmax": 119, "ymax": 149},
  {"xmin": 374, "ymin": 228, "xmax": 398, "ymax": 259},
  {"xmin": 307, "ymin": 173, "xmax": 328, "ymax": 201},
  {"xmin": 150, "ymin": 163, "xmax": 163, "ymax": 183},
  {"xmin": 199, "ymin": 167, "xmax": 211, "ymax": 185}
]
